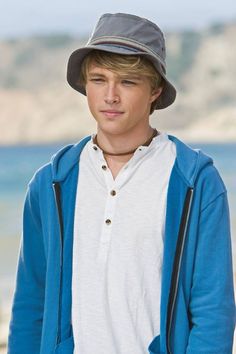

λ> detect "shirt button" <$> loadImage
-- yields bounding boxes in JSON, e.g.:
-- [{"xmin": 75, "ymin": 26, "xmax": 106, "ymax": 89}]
[
  {"xmin": 102, "ymin": 165, "xmax": 107, "ymax": 170},
  {"xmin": 93, "ymin": 146, "xmax": 98, "ymax": 151},
  {"xmin": 105, "ymin": 219, "xmax": 111, "ymax": 225},
  {"xmin": 110, "ymin": 190, "xmax": 116, "ymax": 196}
]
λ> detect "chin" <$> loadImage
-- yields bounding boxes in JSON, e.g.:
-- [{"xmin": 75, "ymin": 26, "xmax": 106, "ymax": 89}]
[{"xmin": 98, "ymin": 124, "xmax": 128, "ymax": 136}]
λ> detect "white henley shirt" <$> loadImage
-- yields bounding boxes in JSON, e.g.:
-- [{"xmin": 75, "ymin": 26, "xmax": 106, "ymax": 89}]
[{"xmin": 72, "ymin": 131, "xmax": 176, "ymax": 354}]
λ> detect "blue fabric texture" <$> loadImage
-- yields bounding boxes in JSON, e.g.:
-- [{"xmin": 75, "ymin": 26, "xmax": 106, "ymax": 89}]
[{"xmin": 7, "ymin": 135, "xmax": 235, "ymax": 354}]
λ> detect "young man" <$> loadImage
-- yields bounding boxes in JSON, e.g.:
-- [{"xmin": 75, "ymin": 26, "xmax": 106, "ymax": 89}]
[{"xmin": 8, "ymin": 13, "xmax": 235, "ymax": 354}]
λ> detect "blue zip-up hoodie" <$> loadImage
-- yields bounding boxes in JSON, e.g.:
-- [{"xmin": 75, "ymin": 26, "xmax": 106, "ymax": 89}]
[{"xmin": 8, "ymin": 135, "xmax": 235, "ymax": 354}]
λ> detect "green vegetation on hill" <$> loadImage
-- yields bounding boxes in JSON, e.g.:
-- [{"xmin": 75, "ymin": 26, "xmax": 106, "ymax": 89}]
[
  {"xmin": 0, "ymin": 35, "xmax": 85, "ymax": 90},
  {"xmin": 33, "ymin": 34, "xmax": 75, "ymax": 48}
]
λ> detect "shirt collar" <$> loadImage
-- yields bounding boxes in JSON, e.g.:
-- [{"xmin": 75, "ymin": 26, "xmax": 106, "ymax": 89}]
[{"xmin": 88, "ymin": 131, "xmax": 169, "ymax": 163}]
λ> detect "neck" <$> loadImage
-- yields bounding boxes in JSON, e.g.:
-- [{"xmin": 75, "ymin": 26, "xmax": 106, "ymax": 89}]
[{"xmin": 94, "ymin": 126, "xmax": 158, "ymax": 157}]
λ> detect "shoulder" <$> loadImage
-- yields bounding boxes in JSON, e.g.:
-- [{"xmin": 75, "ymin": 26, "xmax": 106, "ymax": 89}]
[
  {"xmin": 27, "ymin": 137, "xmax": 91, "ymax": 190},
  {"xmin": 168, "ymin": 134, "xmax": 227, "ymax": 203}
]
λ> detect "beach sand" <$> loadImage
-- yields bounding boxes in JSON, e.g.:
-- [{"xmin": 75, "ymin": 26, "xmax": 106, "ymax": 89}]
[{"xmin": 0, "ymin": 302, "xmax": 10, "ymax": 354}]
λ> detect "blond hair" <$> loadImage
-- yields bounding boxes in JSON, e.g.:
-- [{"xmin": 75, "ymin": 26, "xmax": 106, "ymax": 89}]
[{"xmin": 79, "ymin": 50, "xmax": 163, "ymax": 114}]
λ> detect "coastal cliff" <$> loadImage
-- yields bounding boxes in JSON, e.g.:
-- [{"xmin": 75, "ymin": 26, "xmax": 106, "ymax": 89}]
[{"xmin": 1, "ymin": 22, "xmax": 236, "ymax": 145}]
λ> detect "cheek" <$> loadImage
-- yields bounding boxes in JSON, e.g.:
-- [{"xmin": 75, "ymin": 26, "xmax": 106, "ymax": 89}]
[
  {"xmin": 86, "ymin": 93, "xmax": 96, "ymax": 116},
  {"xmin": 130, "ymin": 92, "xmax": 152, "ymax": 112},
  {"xmin": 86, "ymin": 88, "xmax": 98, "ymax": 108}
]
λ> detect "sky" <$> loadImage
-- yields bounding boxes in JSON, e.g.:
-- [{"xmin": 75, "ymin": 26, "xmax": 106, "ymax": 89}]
[{"xmin": 1, "ymin": 0, "xmax": 236, "ymax": 39}]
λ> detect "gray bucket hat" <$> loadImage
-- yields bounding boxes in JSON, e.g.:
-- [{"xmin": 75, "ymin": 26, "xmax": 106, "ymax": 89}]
[{"xmin": 67, "ymin": 13, "xmax": 176, "ymax": 110}]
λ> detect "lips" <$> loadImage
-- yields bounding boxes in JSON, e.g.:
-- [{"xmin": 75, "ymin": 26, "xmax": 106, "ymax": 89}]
[{"xmin": 100, "ymin": 110, "xmax": 124, "ymax": 118}]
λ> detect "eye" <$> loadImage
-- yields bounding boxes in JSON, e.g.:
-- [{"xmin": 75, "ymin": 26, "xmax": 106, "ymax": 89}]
[
  {"xmin": 121, "ymin": 79, "xmax": 137, "ymax": 86},
  {"xmin": 90, "ymin": 78, "xmax": 104, "ymax": 83}
]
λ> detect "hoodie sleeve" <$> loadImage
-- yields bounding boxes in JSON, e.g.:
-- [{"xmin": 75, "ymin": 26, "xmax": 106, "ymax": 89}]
[
  {"xmin": 8, "ymin": 176, "xmax": 46, "ymax": 354},
  {"xmin": 187, "ymin": 191, "xmax": 235, "ymax": 354}
]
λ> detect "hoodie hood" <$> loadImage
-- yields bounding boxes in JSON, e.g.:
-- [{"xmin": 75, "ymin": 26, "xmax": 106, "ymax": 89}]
[
  {"xmin": 168, "ymin": 135, "xmax": 213, "ymax": 188},
  {"xmin": 51, "ymin": 136, "xmax": 91, "ymax": 182},
  {"xmin": 50, "ymin": 134, "xmax": 213, "ymax": 187}
]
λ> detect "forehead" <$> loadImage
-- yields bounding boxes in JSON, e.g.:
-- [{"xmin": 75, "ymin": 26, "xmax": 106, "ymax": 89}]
[{"xmin": 87, "ymin": 63, "xmax": 143, "ymax": 79}]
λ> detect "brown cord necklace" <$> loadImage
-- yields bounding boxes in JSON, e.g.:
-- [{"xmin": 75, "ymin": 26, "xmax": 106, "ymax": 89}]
[{"xmin": 93, "ymin": 129, "xmax": 159, "ymax": 156}]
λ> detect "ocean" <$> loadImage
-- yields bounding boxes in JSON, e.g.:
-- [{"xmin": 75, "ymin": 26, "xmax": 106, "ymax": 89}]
[{"xmin": 0, "ymin": 141, "xmax": 235, "ymax": 347}]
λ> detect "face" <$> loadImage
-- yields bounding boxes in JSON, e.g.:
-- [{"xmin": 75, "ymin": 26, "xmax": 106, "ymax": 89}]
[{"xmin": 85, "ymin": 64, "xmax": 162, "ymax": 138}]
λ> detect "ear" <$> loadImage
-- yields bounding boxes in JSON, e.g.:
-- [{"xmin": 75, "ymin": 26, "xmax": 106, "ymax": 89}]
[{"xmin": 150, "ymin": 87, "xmax": 163, "ymax": 103}]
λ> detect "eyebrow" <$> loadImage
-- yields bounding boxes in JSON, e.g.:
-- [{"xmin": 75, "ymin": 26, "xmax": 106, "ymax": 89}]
[
  {"xmin": 88, "ymin": 73, "xmax": 106, "ymax": 78},
  {"xmin": 120, "ymin": 75, "xmax": 142, "ymax": 81}
]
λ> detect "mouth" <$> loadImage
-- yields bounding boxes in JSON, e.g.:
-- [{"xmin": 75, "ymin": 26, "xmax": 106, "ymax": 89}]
[{"xmin": 100, "ymin": 110, "xmax": 124, "ymax": 118}]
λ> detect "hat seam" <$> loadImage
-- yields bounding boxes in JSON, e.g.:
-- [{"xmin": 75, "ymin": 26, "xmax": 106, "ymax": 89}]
[{"xmin": 88, "ymin": 36, "xmax": 166, "ymax": 68}]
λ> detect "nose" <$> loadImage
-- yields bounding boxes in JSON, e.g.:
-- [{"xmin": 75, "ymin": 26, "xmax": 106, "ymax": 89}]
[{"xmin": 104, "ymin": 83, "xmax": 120, "ymax": 104}]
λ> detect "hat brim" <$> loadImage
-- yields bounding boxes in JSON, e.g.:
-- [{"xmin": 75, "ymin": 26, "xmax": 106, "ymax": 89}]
[{"xmin": 67, "ymin": 44, "xmax": 176, "ymax": 110}]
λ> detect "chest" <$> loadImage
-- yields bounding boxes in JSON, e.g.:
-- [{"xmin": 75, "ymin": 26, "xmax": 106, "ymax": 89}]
[{"xmin": 74, "ymin": 156, "xmax": 174, "ymax": 260}]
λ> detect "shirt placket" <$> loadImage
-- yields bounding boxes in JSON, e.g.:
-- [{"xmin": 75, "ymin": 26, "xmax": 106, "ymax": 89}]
[
  {"xmin": 97, "ymin": 159, "xmax": 119, "ymax": 263},
  {"xmin": 90, "ymin": 139, "xmax": 157, "ymax": 263}
]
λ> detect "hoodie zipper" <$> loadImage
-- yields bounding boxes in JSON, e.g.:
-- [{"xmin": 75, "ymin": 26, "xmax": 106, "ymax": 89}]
[
  {"xmin": 52, "ymin": 182, "xmax": 64, "ymax": 345},
  {"xmin": 166, "ymin": 187, "xmax": 194, "ymax": 354},
  {"xmin": 52, "ymin": 181, "xmax": 193, "ymax": 351}
]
